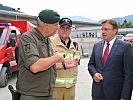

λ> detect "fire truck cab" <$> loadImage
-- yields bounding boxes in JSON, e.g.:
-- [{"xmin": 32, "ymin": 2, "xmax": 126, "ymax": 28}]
[{"xmin": 0, "ymin": 21, "xmax": 35, "ymax": 87}]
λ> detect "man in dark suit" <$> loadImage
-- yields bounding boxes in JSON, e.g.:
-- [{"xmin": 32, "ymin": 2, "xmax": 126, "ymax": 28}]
[{"xmin": 88, "ymin": 19, "xmax": 133, "ymax": 100}]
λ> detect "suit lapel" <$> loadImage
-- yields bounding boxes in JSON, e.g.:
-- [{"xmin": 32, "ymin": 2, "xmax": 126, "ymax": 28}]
[{"xmin": 99, "ymin": 41, "xmax": 104, "ymax": 66}]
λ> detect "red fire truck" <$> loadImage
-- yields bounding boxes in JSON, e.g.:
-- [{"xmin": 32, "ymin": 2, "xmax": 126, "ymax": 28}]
[{"xmin": 0, "ymin": 20, "xmax": 35, "ymax": 87}]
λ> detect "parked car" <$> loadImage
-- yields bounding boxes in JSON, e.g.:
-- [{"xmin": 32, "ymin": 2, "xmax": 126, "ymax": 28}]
[
  {"xmin": 116, "ymin": 35, "xmax": 124, "ymax": 39},
  {"xmin": 125, "ymin": 33, "xmax": 133, "ymax": 37},
  {"xmin": 122, "ymin": 33, "xmax": 133, "ymax": 40}
]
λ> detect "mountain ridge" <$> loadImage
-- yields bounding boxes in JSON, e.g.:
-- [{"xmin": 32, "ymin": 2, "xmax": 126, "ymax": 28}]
[
  {"xmin": 0, "ymin": 3, "xmax": 133, "ymax": 24},
  {"xmin": 112, "ymin": 15, "xmax": 133, "ymax": 24},
  {"xmin": 62, "ymin": 15, "xmax": 98, "ymax": 23}
]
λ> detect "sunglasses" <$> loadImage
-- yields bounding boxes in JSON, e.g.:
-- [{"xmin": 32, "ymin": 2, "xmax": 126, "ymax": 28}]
[{"xmin": 59, "ymin": 18, "xmax": 72, "ymax": 25}]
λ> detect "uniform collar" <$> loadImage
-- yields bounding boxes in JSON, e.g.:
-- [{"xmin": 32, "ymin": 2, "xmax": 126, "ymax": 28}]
[
  {"xmin": 61, "ymin": 38, "xmax": 71, "ymax": 49},
  {"xmin": 54, "ymin": 34, "xmax": 75, "ymax": 49},
  {"xmin": 33, "ymin": 28, "xmax": 49, "ymax": 43}
]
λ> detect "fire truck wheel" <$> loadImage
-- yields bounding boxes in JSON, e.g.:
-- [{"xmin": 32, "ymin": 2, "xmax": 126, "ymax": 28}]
[{"xmin": 0, "ymin": 67, "xmax": 8, "ymax": 87}]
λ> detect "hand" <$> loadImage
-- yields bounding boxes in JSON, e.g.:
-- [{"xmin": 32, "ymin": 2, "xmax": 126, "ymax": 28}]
[
  {"xmin": 54, "ymin": 52, "xmax": 65, "ymax": 63},
  {"xmin": 93, "ymin": 73, "xmax": 103, "ymax": 83},
  {"xmin": 120, "ymin": 97, "xmax": 124, "ymax": 100},
  {"xmin": 65, "ymin": 59, "xmax": 79, "ymax": 68}
]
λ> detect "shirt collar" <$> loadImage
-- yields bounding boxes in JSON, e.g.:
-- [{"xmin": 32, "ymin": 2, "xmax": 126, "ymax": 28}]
[{"xmin": 108, "ymin": 36, "xmax": 116, "ymax": 47}]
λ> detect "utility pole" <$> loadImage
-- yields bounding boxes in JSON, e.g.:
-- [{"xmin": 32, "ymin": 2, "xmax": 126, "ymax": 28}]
[{"xmin": 12, "ymin": 8, "xmax": 20, "ymax": 20}]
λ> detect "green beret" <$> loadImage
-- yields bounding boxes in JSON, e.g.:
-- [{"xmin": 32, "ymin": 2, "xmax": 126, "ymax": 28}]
[{"xmin": 38, "ymin": 9, "xmax": 60, "ymax": 24}]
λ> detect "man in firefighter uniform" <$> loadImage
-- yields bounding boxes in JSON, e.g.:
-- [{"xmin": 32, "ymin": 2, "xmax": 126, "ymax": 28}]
[{"xmin": 50, "ymin": 18, "xmax": 80, "ymax": 100}]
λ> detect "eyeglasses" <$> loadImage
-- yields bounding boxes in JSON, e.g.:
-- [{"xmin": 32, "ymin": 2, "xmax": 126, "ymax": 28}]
[
  {"xmin": 101, "ymin": 28, "xmax": 114, "ymax": 31},
  {"xmin": 60, "ymin": 26, "xmax": 71, "ymax": 31}
]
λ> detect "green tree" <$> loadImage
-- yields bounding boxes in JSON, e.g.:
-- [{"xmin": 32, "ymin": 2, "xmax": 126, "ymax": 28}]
[
  {"xmin": 122, "ymin": 19, "xmax": 128, "ymax": 28},
  {"xmin": 128, "ymin": 22, "xmax": 133, "ymax": 28},
  {"xmin": 118, "ymin": 19, "xmax": 133, "ymax": 28}
]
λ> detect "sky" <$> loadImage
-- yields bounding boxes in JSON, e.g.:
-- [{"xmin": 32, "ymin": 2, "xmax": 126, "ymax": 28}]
[{"xmin": 0, "ymin": 0, "xmax": 133, "ymax": 21}]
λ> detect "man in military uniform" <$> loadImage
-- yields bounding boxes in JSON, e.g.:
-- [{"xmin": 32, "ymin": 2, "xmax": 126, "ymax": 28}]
[
  {"xmin": 50, "ymin": 18, "xmax": 80, "ymax": 100},
  {"xmin": 16, "ymin": 9, "xmax": 65, "ymax": 100}
]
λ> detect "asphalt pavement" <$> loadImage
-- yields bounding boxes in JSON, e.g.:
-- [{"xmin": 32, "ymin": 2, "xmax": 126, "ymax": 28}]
[
  {"xmin": 0, "ymin": 58, "xmax": 132, "ymax": 100},
  {"xmin": 0, "ymin": 58, "xmax": 92, "ymax": 100},
  {"xmin": 75, "ymin": 58, "xmax": 92, "ymax": 100}
]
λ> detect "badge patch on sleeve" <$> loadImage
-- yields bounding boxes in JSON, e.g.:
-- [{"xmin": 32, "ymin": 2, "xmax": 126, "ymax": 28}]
[{"xmin": 24, "ymin": 44, "xmax": 30, "ymax": 53}]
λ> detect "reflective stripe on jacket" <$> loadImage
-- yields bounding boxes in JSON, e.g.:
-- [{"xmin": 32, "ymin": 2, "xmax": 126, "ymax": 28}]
[
  {"xmin": 50, "ymin": 34, "xmax": 80, "ymax": 88},
  {"xmin": 64, "ymin": 52, "xmax": 80, "ymax": 60},
  {"xmin": 56, "ymin": 77, "xmax": 76, "ymax": 84}
]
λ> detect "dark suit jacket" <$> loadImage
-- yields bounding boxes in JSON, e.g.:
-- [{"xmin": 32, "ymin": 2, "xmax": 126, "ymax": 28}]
[{"xmin": 88, "ymin": 38, "xmax": 133, "ymax": 100}]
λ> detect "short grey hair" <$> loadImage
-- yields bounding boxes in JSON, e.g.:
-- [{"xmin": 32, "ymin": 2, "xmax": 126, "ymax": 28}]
[{"xmin": 36, "ymin": 17, "xmax": 44, "ymax": 27}]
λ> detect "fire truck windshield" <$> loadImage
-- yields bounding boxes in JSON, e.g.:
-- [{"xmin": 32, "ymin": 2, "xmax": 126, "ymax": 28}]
[{"xmin": 0, "ymin": 28, "xmax": 8, "ymax": 45}]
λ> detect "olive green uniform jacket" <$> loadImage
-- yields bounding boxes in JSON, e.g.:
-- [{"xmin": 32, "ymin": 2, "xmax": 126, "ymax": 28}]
[{"xmin": 16, "ymin": 28, "xmax": 56, "ymax": 96}]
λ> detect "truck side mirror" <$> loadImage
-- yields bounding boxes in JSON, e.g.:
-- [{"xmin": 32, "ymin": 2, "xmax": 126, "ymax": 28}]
[
  {"xmin": 9, "ymin": 33, "xmax": 16, "ymax": 39},
  {"xmin": 7, "ymin": 33, "xmax": 16, "ymax": 47},
  {"xmin": 9, "ymin": 38, "xmax": 16, "ymax": 47}
]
